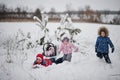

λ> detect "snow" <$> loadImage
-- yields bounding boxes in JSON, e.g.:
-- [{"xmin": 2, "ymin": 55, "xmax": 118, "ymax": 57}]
[{"xmin": 0, "ymin": 22, "xmax": 120, "ymax": 80}]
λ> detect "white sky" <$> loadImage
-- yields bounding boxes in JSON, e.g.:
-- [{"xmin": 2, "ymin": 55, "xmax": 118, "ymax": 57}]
[{"xmin": 0, "ymin": 0, "xmax": 120, "ymax": 12}]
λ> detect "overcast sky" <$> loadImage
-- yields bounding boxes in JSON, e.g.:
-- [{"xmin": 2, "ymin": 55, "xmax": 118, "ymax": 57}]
[{"xmin": 0, "ymin": 0, "xmax": 120, "ymax": 12}]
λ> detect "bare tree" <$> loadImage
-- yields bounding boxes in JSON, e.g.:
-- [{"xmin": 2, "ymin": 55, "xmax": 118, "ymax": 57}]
[
  {"xmin": 0, "ymin": 3, "xmax": 7, "ymax": 12},
  {"xmin": 49, "ymin": 7, "xmax": 56, "ymax": 18},
  {"xmin": 34, "ymin": 8, "xmax": 42, "ymax": 20},
  {"xmin": 78, "ymin": 7, "xmax": 84, "ymax": 20},
  {"xmin": 0, "ymin": 3, "xmax": 7, "ymax": 19},
  {"xmin": 113, "ymin": 15, "xmax": 120, "ymax": 24},
  {"xmin": 66, "ymin": 3, "xmax": 73, "ymax": 16},
  {"xmin": 84, "ymin": 5, "xmax": 101, "ymax": 22}
]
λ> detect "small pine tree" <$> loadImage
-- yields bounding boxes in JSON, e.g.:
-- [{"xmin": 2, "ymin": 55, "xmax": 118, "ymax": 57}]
[{"xmin": 55, "ymin": 14, "xmax": 81, "ymax": 44}]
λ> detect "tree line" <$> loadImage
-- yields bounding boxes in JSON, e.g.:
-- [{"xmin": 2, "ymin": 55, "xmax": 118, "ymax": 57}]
[{"xmin": 0, "ymin": 3, "xmax": 120, "ymax": 24}]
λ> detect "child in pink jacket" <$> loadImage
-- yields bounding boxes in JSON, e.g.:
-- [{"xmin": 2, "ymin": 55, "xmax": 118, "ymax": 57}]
[{"xmin": 59, "ymin": 37, "xmax": 78, "ymax": 62}]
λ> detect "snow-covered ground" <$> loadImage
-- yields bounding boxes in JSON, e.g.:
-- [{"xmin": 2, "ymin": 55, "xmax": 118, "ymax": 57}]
[{"xmin": 0, "ymin": 22, "xmax": 120, "ymax": 80}]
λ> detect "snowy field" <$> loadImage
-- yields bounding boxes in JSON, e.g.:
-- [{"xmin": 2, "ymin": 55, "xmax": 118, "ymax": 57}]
[{"xmin": 0, "ymin": 22, "xmax": 120, "ymax": 80}]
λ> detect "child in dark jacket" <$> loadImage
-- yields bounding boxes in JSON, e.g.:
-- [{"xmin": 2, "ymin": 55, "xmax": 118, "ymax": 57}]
[{"xmin": 95, "ymin": 27, "xmax": 115, "ymax": 64}]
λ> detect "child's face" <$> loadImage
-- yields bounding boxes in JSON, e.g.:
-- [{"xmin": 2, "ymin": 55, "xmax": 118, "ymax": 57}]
[
  {"xmin": 36, "ymin": 57, "xmax": 42, "ymax": 63},
  {"xmin": 49, "ymin": 47, "xmax": 52, "ymax": 50},
  {"xmin": 63, "ymin": 39, "xmax": 69, "ymax": 45},
  {"xmin": 101, "ymin": 31, "xmax": 105, "ymax": 37}
]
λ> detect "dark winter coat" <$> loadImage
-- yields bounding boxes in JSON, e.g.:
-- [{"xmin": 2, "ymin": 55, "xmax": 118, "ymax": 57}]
[{"xmin": 95, "ymin": 36, "xmax": 114, "ymax": 53}]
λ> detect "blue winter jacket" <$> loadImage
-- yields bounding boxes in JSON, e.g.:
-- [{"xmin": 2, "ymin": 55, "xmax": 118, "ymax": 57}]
[{"xmin": 95, "ymin": 36, "xmax": 114, "ymax": 53}]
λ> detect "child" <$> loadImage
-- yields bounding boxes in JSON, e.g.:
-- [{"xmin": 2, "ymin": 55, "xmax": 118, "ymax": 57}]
[
  {"xmin": 59, "ymin": 37, "xmax": 78, "ymax": 62},
  {"xmin": 33, "ymin": 54, "xmax": 53, "ymax": 67},
  {"xmin": 45, "ymin": 45, "xmax": 55, "ymax": 57},
  {"xmin": 33, "ymin": 53, "xmax": 64, "ymax": 67},
  {"xmin": 95, "ymin": 27, "xmax": 115, "ymax": 64}
]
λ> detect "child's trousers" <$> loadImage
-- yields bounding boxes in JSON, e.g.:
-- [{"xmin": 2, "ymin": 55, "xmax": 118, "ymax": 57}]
[
  {"xmin": 50, "ymin": 54, "xmax": 72, "ymax": 64},
  {"xmin": 50, "ymin": 57, "xmax": 63, "ymax": 64},
  {"xmin": 63, "ymin": 54, "xmax": 72, "ymax": 62},
  {"xmin": 96, "ymin": 52, "xmax": 111, "ymax": 63}
]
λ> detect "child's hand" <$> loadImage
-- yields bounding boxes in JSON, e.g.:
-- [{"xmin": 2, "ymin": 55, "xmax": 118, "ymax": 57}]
[
  {"xmin": 74, "ymin": 48, "xmax": 78, "ymax": 52},
  {"xmin": 95, "ymin": 48, "xmax": 97, "ymax": 53},
  {"xmin": 111, "ymin": 48, "xmax": 114, "ymax": 53},
  {"xmin": 58, "ymin": 51, "xmax": 61, "ymax": 54},
  {"xmin": 32, "ymin": 65, "xmax": 39, "ymax": 69}
]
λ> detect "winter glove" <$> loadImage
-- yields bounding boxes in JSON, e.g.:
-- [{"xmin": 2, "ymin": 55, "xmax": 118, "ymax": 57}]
[
  {"xmin": 74, "ymin": 48, "xmax": 79, "ymax": 52},
  {"xmin": 58, "ymin": 51, "xmax": 61, "ymax": 54},
  {"xmin": 111, "ymin": 48, "xmax": 114, "ymax": 53},
  {"xmin": 32, "ymin": 65, "xmax": 39, "ymax": 69},
  {"xmin": 95, "ymin": 48, "xmax": 97, "ymax": 53}
]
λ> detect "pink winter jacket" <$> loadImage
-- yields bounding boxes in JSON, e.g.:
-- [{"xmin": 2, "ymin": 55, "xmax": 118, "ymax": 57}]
[{"xmin": 59, "ymin": 42, "xmax": 78, "ymax": 54}]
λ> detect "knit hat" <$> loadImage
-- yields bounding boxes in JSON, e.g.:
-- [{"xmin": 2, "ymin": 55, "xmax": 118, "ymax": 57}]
[
  {"xmin": 62, "ymin": 37, "xmax": 69, "ymax": 42},
  {"xmin": 36, "ymin": 54, "xmax": 44, "ymax": 60}
]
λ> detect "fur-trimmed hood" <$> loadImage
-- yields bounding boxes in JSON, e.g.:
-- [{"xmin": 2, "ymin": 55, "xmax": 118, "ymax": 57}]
[{"xmin": 98, "ymin": 27, "xmax": 109, "ymax": 36}]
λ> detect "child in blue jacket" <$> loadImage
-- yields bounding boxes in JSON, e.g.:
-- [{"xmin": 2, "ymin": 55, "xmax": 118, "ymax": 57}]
[{"xmin": 95, "ymin": 27, "xmax": 115, "ymax": 64}]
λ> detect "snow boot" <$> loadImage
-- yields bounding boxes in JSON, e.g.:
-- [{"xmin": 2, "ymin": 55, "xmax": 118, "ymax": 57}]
[
  {"xmin": 103, "ymin": 54, "xmax": 111, "ymax": 64},
  {"xmin": 96, "ymin": 53, "xmax": 103, "ymax": 59}
]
